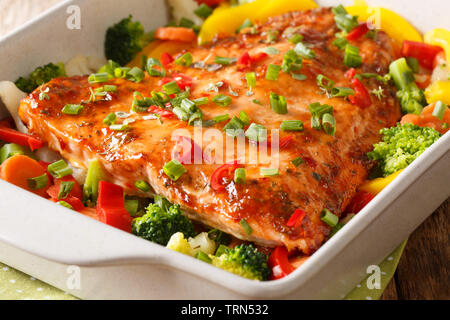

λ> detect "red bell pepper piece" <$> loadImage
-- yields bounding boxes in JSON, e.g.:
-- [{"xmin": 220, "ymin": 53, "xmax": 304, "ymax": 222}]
[
  {"xmin": 346, "ymin": 23, "xmax": 369, "ymax": 41},
  {"xmin": 348, "ymin": 78, "xmax": 372, "ymax": 108},
  {"xmin": 0, "ymin": 127, "xmax": 44, "ymax": 151},
  {"xmin": 161, "ymin": 52, "xmax": 174, "ymax": 68},
  {"xmin": 97, "ymin": 181, "xmax": 132, "ymax": 232},
  {"xmin": 237, "ymin": 51, "xmax": 268, "ymax": 71},
  {"xmin": 147, "ymin": 105, "xmax": 175, "ymax": 118},
  {"xmin": 268, "ymin": 246, "xmax": 295, "ymax": 280},
  {"xmin": 286, "ymin": 209, "xmax": 306, "ymax": 228},
  {"xmin": 401, "ymin": 40, "xmax": 443, "ymax": 69},
  {"xmin": 210, "ymin": 162, "xmax": 242, "ymax": 191},
  {"xmin": 159, "ymin": 73, "xmax": 193, "ymax": 91},
  {"xmin": 345, "ymin": 67, "xmax": 356, "ymax": 79},
  {"xmin": 346, "ymin": 191, "xmax": 375, "ymax": 214}
]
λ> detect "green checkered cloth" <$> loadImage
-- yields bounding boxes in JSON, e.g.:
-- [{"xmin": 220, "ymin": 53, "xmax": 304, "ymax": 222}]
[{"xmin": 0, "ymin": 241, "xmax": 407, "ymax": 300}]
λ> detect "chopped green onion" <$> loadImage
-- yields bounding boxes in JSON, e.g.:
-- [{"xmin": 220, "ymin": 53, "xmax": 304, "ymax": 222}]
[
  {"xmin": 172, "ymin": 107, "xmax": 189, "ymax": 121},
  {"xmin": 103, "ymin": 112, "xmax": 117, "ymax": 125},
  {"xmin": 194, "ymin": 3, "xmax": 213, "ymax": 19},
  {"xmin": 27, "ymin": 174, "xmax": 48, "ymax": 190},
  {"xmin": 188, "ymin": 109, "xmax": 203, "ymax": 125},
  {"xmin": 291, "ymin": 73, "xmax": 307, "ymax": 81},
  {"xmin": 57, "ymin": 201, "xmax": 73, "ymax": 210},
  {"xmin": 321, "ymin": 208, "xmax": 339, "ymax": 227},
  {"xmin": 282, "ymin": 50, "xmax": 303, "ymax": 73},
  {"xmin": 266, "ymin": 29, "xmax": 279, "ymax": 43},
  {"xmin": 240, "ymin": 219, "xmax": 253, "ymax": 235},
  {"xmin": 332, "ymin": 5, "xmax": 359, "ymax": 32},
  {"xmin": 110, "ymin": 123, "xmax": 130, "ymax": 131},
  {"xmin": 163, "ymin": 159, "xmax": 187, "ymax": 181},
  {"xmin": 245, "ymin": 123, "xmax": 267, "ymax": 142},
  {"xmin": 212, "ymin": 94, "xmax": 232, "ymax": 107},
  {"xmin": 236, "ymin": 18, "xmax": 253, "ymax": 33},
  {"xmin": 124, "ymin": 199, "xmax": 139, "ymax": 216},
  {"xmin": 333, "ymin": 37, "xmax": 348, "ymax": 50},
  {"xmin": 289, "ymin": 34, "xmax": 304, "ymax": 44},
  {"xmin": 317, "ymin": 74, "xmax": 335, "ymax": 92},
  {"xmin": 127, "ymin": 67, "xmax": 145, "ymax": 83},
  {"xmin": 57, "ymin": 181, "xmax": 74, "ymax": 199},
  {"xmin": 104, "ymin": 85, "xmax": 117, "ymax": 92},
  {"xmin": 260, "ymin": 168, "xmax": 279, "ymax": 177},
  {"xmin": 223, "ymin": 116, "xmax": 244, "ymax": 137},
  {"xmin": 344, "ymin": 44, "xmax": 362, "ymax": 68},
  {"xmin": 135, "ymin": 180, "xmax": 151, "ymax": 192},
  {"xmin": 246, "ymin": 72, "xmax": 257, "ymax": 89},
  {"xmin": 406, "ymin": 57, "xmax": 419, "ymax": 74},
  {"xmin": 146, "ymin": 58, "xmax": 165, "ymax": 77},
  {"xmin": 322, "ymin": 113, "xmax": 336, "ymax": 136},
  {"xmin": 114, "ymin": 67, "xmax": 131, "ymax": 78},
  {"xmin": 175, "ymin": 52, "xmax": 193, "ymax": 67},
  {"xmin": 180, "ymin": 98, "xmax": 197, "ymax": 113},
  {"xmin": 162, "ymin": 81, "xmax": 181, "ymax": 95},
  {"xmin": 193, "ymin": 97, "xmax": 209, "ymax": 105},
  {"xmin": 239, "ymin": 110, "xmax": 250, "ymax": 125},
  {"xmin": 62, "ymin": 104, "xmax": 83, "ymax": 115},
  {"xmin": 270, "ymin": 92, "xmax": 288, "ymax": 114},
  {"xmin": 213, "ymin": 114, "xmax": 230, "ymax": 123},
  {"xmin": 294, "ymin": 42, "xmax": 316, "ymax": 59},
  {"xmin": 252, "ymin": 99, "xmax": 263, "ymax": 105},
  {"xmin": 0, "ymin": 143, "xmax": 27, "ymax": 164},
  {"xmin": 280, "ymin": 120, "xmax": 304, "ymax": 131},
  {"xmin": 331, "ymin": 86, "xmax": 355, "ymax": 97},
  {"xmin": 433, "ymin": 101, "xmax": 447, "ymax": 120},
  {"xmin": 234, "ymin": 168, "xmax": 246, "ymax": 184},
  {"xmin": 195, "ymin": 251, "xmax": 212, "ymax": 263},
  {"xmin": 48, "ymin": 160, "xmax": 73, "ymax": 179},
  {"xmin": 291, "ymin": 157, "xmax": 304, "ymax": 167},
  {"xmin": 214, "ymin": 56, "xmax": 236, "ymax": 65},
  {"xmin": 88, "ymin": 72, "xmax": 110, "ymax": 84},
  {"xmin": 83, "ymin": 159, "xmax": 102, "ymax": 204},
  {"xmin": 262, "ymin": 47, "xmax": 280, "ymax": 55},
  {"xmin": 266, "ymin": 64, "xmax": 282, "ymax": 81}
]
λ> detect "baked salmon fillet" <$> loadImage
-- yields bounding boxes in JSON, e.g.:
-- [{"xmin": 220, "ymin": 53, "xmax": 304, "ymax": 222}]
[{"xmin": 19, "ymin": 8, "xmax": 401, "ymax": 253}]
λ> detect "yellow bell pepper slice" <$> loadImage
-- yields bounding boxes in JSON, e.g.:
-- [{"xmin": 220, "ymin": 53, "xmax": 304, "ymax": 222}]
[
  {"xmin": 346, "ymin": 1, "xmax": 422, "ymax": 50},
  {"xmin": 198, "ymin": 0, "xmax": 318, "ymax": 45},
  {"xmin": 424, "ymin": 28, "xmax": 450, "ymax": 65},
  {"xmin": 359, "ymin": 170, "xmax": 403, "ymax": 195},
  {"xmin": 424, "ymin": 80, "xmax": 450, "ymax": 105}
]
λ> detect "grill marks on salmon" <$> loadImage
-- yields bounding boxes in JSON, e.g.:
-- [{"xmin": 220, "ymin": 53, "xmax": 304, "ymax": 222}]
[{"xmin": 19, "ymin": 8, "xmax": 401, "ymax": 253}]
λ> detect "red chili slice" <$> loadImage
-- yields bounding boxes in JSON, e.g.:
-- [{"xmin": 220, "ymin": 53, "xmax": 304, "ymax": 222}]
[
  {"xmin": 286, "ymin": 209, "xmax": 306, "ymax": 228},
  {"xmin": 159, "ymin": 73, "xmax": 193, "ymax": 91},
  {"xmin": 237, "ymin": 51, "xmax": 268, "ymax": 71},
  {"xmin": 268, "ymin": 246, "xmax": 295, "ymax": 280},
  {"xmin": 161, "ymin": 52, "xmax": 174, "ymax": 67},
  {"xmin": 147, "ymin": 105, "xmax": 175, "ymax": 118},
  {"xmin": 348, "ymin": 78, "xmax": 372, "ymax": 108},
  {"xmin": 210, "ymin": 162, "xmax": 242, "ymax": 191},
  {"xmin": 346, "ymin": 190, "xmax": 375, "ymax": 214},
  {"xmin": 346, "ymin": 23, "xmax": 370, "ymax": 41},
  {"xmin": 345, "ymin": 68, "xmax": 356, "ymax": 79}
]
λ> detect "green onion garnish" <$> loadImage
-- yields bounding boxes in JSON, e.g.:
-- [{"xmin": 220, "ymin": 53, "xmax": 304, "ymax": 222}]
[
  {"xmin": 114, "ymin": 67, "xmax": 130, "ymax": 78},
  {"xmin": 188, "ymin": 109, "xmax": 203, "ymax": 126},
  {"xmin": 172, "ymin": 107, "xmax": 189, "ymax": 121},
  {"xmin": 289, "ymin": 34, "xmax": 304, "ymax": 44},
  {"xmin": 260, "ymin": 168, "xmax": 279, "ymax": 177},
  {"xmin": 48, "ymin": 160, "xmax": 73, "ymax": 179},
  {"xmin": 270, "ymin": 92, "xmax": 288, "ymax": 114},
  {"xmin": 344, "ymin": 44, "xmax": 362, "ymax": 68},
  {"xmin": 291, "ymin": 157, "xmax": 304, "ymax": 167},
  {"xmin": 321, "ymin": 208, "xmax": 339, "ymax": 227},
  {"xmin": 239, "ymin": 110, "xmax": 250, "ymax": 125},
  {"xmin": 110, "ymin": 123, "xmax": 130, "ymax": 131},
  {"xmin": 322, "ymin": 113, "xmax": 336, "ymax": 136},
  {"xmin": 291, "ymin": 73, "xmax": 307, "ymax": 81},
  {"xmin": 194, "ymin": 3, "xmax": 213, "ymax": 19},
  {"xmin": 214, "ymin": 56, "xmax": 236, "ymax": 65},
  {"xmin": 212, "ymin": 94, "xmax": 232, "ymax": 107},
  {"xmin": 163, "ymin": 159, "xmax": 187, "ymax": 181},
  {"xmin": 83, "ymin": 159, "xmax": 102, "ymax": 204},
  {"xmin": 135, "ymin": 180, "xmax": 151, "ymax": 192},
  {"xmin": 213, "ymin": 114, "xmax": 230, "ymax": 123},
  {"xmin": 405, "ymin": 57, "xmax": 419, "ymax": 74},
  {"xmin": 234, "ymin": 168, "xmax": 246, "ymax": 185},
  {"xmin": 294, "ymin": 42, "xmax": 316, "ymax": 59},
  {"xmin": 127, "ymin": 67, "xmax": 145, "ymax": 83},
  {"xmin": 240, "ymin": 219, "xmax": 253, "ymax": 235},
  {"xmin": 236, "ymin": 19, "xmax": 253, "ymax": 33},
  {"xmin": 103, "ymin": 112, "xmax": 117, "ymax": 125},
  {"xmin": 180, "ymin": 98, "xmax": 197, "ymax": 113},
  {"xmin": 57, "ymin": 201, "xmax": 73, "ymax": 210},
  {"xmin": 223, "ymin": 116, "xmax": 244, "ymax": 137},
  {"xmin": 162, "ymin": 81, "xmax": 181, "ymax": 95},
  {"xmin": 282, "ymin": 50, "xmax": 303, "ymax": 73},
  {"xmin": 316, "ymin": 74, "xmax": 335, "ymax": 93},
  {"xmin": 246, "ymin": 72, "xmax": 257, "ymax": 89},
  {"xmin": 62, "ymin": 104, "xmax": 83, "ymax": 115},
  {"xmin": 0, "ymin": 143, "xmax": 26, "ymax": 164},
  {"xmin": 146, "ymin": 58, "xmax": 165, "ymax": 77},
  {"xmin": 193, "ymin": 97, "xmax": 209, "ymax": 105},
  {"xmin": 57, "ymin": 180, "xmax": 74, "ymax": 199},
  {"xmin": 252, "ymin": 99, "xmax": 263, "ymax": 105},
  {"xmin": 432, "ymin": 101, "xmax": 447, "ymax": 120},
  {"xmin": 262, "ymin": 47, "xmax": 280, "ymax": 55},
  {"xmin": 88, "ymin": 72, "xmax": 110, "ymax": 84},
  {"xmin": 332, "ymin": 5, "xmax": 359, "ymax": 32},
  {"xmin": 266, "ymin": 64, "xmax": 282, "ymax": 81},
  {"xmin": 333, "ymin": 37, "xmax": 349, "ymax": 50},
  {"xmin": 104, "ymin": 85, "xmax": 117, "ymax": 92},
  {"xmin": 331, "ymin": 87, "xmax": 355, "ymax": 97},
  {"xmin": 245, "ymin": 123, "xmax": 267, "ymax": 142},
  {"xmin": 280, "ymin": 120, "xmax": 304, "ymax": 131},
  {"xmin": 175, "ymin": 52, "xmax": 193, "ymax": 67},
  {"xmin": 195, "ymin": 251, "xmax": 212, "ymax": 263},
  {"xmin": 27, "ymin": 174, "xmax": 48, "ymax": 190}
]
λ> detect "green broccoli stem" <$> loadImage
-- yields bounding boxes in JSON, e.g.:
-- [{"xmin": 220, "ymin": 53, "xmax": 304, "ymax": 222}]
[
  {"xmin": 82, "ymin": 159, "xmax": 103, "ymax": 206},
  {"xmin": 389, "ymin": 58, "xmax": 425, "ymax": 115}
]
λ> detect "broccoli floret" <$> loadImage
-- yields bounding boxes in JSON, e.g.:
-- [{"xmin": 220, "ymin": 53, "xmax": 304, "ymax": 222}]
[
  {"xmin": 210, "ymin": 244, "xmax": 270, "ymax": 281},
  {"xmin": 368, "ymin": 123, "xmax": 442, "ymax": 176},
  {"xmin": 132, "ymin": 200, "xmax": 196, "ymax": 246},
  {"xmin": 104, "ymin": 15, "xmax": 153, "ymax": 66},
  {"xmin": 15, "ymin": 62, "xmax": 66, "ymax": 93}
]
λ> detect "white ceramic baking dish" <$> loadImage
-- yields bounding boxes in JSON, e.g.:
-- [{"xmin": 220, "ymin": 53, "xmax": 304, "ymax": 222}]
[{"xmin": 0, "ymin": 0, "xmax": 449, "ymax": 300}]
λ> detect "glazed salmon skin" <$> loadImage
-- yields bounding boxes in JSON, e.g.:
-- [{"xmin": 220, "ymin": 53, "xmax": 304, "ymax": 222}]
[{"xmin": 19, "ymin": 8, "xmax": 401, "ymax": 253}]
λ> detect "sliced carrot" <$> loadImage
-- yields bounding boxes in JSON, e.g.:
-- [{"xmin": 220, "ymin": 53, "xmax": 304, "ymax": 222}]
[
  {"xmin": 154, "ymin": 27, "xmax": 197, "ymax": 42},
  {"xmin": 401, "ymin": 103, "xmax": 450, "ymax": 134},
  {"xmin": 400, "ymin": 113, "xmax": 420, "ymax": 125},
  {"xmin": 0, "ymin": 154, "xmax": 50, "ymax": 197}
]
